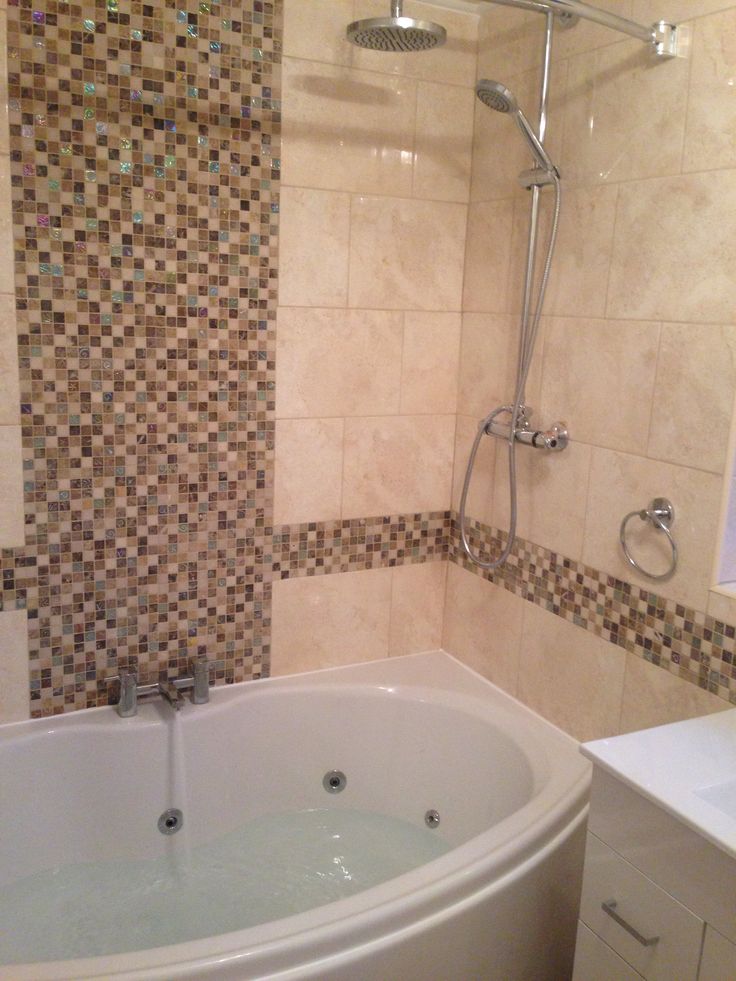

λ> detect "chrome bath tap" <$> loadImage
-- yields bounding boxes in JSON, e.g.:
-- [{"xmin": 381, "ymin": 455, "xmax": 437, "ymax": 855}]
[{"xmin": 114, "ymin": 657, "xmax": 210, "ymax": 717}]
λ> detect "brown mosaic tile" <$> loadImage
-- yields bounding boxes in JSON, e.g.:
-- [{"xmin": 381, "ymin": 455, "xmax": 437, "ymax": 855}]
[
  {"xmin": 272, "ymin": 511, "xmax": 451, "ymax": 579},
  {"xmin": 5, "ymin": 0, "xmax": 282, "ymax": 715},
  {"xmin": 451, "ymin": 514, "xmax": 736, "ymax": 706}
]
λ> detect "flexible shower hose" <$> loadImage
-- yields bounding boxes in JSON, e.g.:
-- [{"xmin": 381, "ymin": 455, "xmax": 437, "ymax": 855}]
[{"xmin": 459, "ymin": 175, "xmax": 561, "ymax": 571}]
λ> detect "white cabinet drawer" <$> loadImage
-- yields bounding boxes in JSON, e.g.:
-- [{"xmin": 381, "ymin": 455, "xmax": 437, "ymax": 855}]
[
  {"xmin": 573, "ymin": 921, "xmax": 644, "ymax": 981},
  {"xmin": 699, "ymin": 926, "xmax": 736, "ymax": 981},
  {"xmin": 579, "ymin": 832, "xmax": 704, "ymax": 981}
]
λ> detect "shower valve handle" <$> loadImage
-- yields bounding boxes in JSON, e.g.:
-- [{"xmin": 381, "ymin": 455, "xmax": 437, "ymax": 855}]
[{"xmin": 484, "ymin": 416, "xmax": 568, "ymax": 452}]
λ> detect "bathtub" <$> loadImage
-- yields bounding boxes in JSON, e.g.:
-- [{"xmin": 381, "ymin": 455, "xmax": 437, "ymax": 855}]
[{"xmin": 0, "ymin": 650, "xmax": 590, "ymax": 980}]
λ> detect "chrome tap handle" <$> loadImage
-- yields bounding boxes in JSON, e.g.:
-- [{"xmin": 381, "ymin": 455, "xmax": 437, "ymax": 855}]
[{"xmin": 191, "ymin": 656, "xmax": 210, "ymax": 704}]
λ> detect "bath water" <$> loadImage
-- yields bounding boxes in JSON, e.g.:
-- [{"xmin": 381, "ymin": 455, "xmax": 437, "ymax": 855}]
[{"xmin": 0, "ymin": 808, "xmax": 450, "ymax": 964}]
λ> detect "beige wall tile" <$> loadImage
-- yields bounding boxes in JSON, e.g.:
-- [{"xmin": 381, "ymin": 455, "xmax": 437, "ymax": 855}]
[
  {"xmin": 275, "ymin": 307, "xmax": 403, "ymax": 418},
  {"xmin": 350, "ymin": 2, "xmax": 479, "ymax": 88},
  {"xmin": 491, "ymin": 437, "xmax": 532, "ymax": 543},
  {"xmin": 477, "ymin": 4, "xmax": 545, "ymax": 80},
  {"xmin": 413, "ymin": 81, "xmax": 474, "ymax": 203},
  {"xmin": 0, "ymin": 293, "xmax": 19, "ymax": 425},
  {"xmin": 545, "ymin": 185, "xmax": 619, "ymax": 318},
  {"xmin": 607, "ymin": 171, "xmax": 736, "ymax": 324},
  {"xmin": 553, "ymin": 0, "xmax": 635, "ymax": 61},
  {"xmin": 457, "ymin": 312, "xmax": 512, "ymax": 417},
  {"xmin": 683, "ymin": 8, "xmax": 736, "ymax": 173},
  {"xmin": 620, "ymin": 653, "xmax": 729, "ymax": 734},
  {"xmin": 0, "ymin": 13, "xmax": 8, "ymax": 156},
  {"xmin": 0, "ymin": 426, "xmax": 23, "ymax": 549},
  {"xmin": 527, "ymin": 439, "xmax": 593, "ymax": 562},
  {"xmin": 518, "ymin": 602, "xmax": 626, "ymax": 741},
  {"xmin": 462, "ymin": 198, "xmax": 514, "ymax": 314},
  {"xmin": 583, "ymin": 447, "xmax": 722, "ymax": 611},
  {"xmin": 540, "ymin": 316, "xmax": 660, "ymax": 454},
  {"xmin": 400, "ymin": 311, "xmax": 460, "ymax": 415},
  {"xmin": 349, "ymin": 195, "xmax": 467, "ymax": 312},
  {"xmin": 270, "ymin": 568, "xmax": 392, "ymax": 675},
  {"xmin": 648, "ymin": 323, "xmax": 736, "ymax": 475},
  {"xmin": 452, "ymin": 414, "xmax": 496, "ymax": 526},
  {"xmin": 282, "ymin": 58, "xmax": 416, "ymax": 196},
  {"xmin": 631, "ymin": 1, "xmax": 736, "ymax": 26},
  {"xmin": 560, "ymin": 35, "xmax": 687, "ymax": 184},
  {"xmin": 273, "ymin": 418, "xmax": 344, "ymax": 525},
  {"xmin": 283, "ymin": 0, "xmax": 355, "ymax": 65},
  {"xmin": 0, "ymin": 609, "xmax": 29, "ymax": 723},
  {"xmin": 278, "ymin": 187, "xmax": 350, "ymax": 308},
  {"xmin": 389, "ymin": 560, "xmax": 447, "ymax": 656},
  {"xmin": 0, "ymin": 156, "xmax": 13, "ymax": 295},
  {"xmin": 442, "ymin": 561, "xmax": 524, "ymax": 694},
  {"xmin": 708, "ymin": 586, "xmax": 736, "ymax": 624},
  {"xmin": 342, "ymin": 414, "xmax": 454, "ymax": 517}
]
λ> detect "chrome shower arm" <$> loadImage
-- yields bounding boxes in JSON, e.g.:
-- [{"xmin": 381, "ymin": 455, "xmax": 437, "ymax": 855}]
[{"xmin": 476, "ymin": 0, "xmax": 679, "ymax": 54}]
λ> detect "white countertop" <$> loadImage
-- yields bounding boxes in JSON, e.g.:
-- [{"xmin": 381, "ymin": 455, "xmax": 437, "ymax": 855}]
[{"xmin": 581, "ymin": 706, "xmax": 736, "ymax": 860}]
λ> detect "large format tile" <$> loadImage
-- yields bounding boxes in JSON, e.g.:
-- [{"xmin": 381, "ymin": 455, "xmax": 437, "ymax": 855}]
[
  {"xmin": 413, "ymin": 81, "xmax": 474, "ymax": 203},
  {"xmin": 583, "ymin": 447, "xmax": 723, "ymax": 611},
  {"xmin": 278, "ymin": 187, "xmax": 351, "ymax": 308},
  {"xmin": 270, "ymin": 568, "xmax": 392, "ymax": 675},
  {"xmin": 282, "ymin": 58, "xmax": 416, "ymax": 196},
  {"xmin": 342, "ymin": 414, "xmax": 454, "ymax": 517},
  {"xmin": 457, "ymin": 312, "xmax": 513, "ymax": 418},
  {"xmin": 273, "ymin": 418, "xmax": 344, "ymax": 525},
  {"xmin": 607, "ymin": 171, "xmax": 736, "ymax": 324},
  {"xmin": 275, "ymin": 307, "xmax": 403, "ymax": 418},
  {"xmin": 544, "ymin": 185, "xmax": 619, "ymax": 318},
  {"xmin": 0, "ymin": 426, "xmax": 24, "ymax": 548},
  {"xmin": 349, "ymin": 195, "xmax": 467, "ymax": 311},
  {"xmin": 443, "ymin": 562, "xmax": 524, "ymax": 695},
  {"xmin": 619, "ymin": 653, "xmax": 728, "ymax": 734},
  {"xmin": 283, "ymin": 0, "xmax": 355, "ymax": 65},
  {"xmin": 647, "ymin": 322, "xmax": 736, "ymax": 475},
  {"xmin": 389, "ymin": 560, "xmax": 447, "ymax": 656},
  {"xmin": 539, "ymin": 316, "xmax": 660, "ymax": 454},
  {"xmin": 683, "ymin": 7, "xmax": 736, "ymax": 173},
  {"xmin": 462, "ymin": 198, "xmax": 514, "ymax": 314},
  {"xmin": 0, "ymin": 293, "xmax": 19, "ymax": 424},
  {"xmin": 0, "ymin": 609, "xmax": 29, "ymax": 723},
  {"xmin": 400, "ymin": 311, "xmax": 461, "ymax": 415},
  {"xmin": 561, "ymin": 34, "xmax": 688, "ymax": 184},
  {"xmin": 518, "ymin": 602, "xmax": 626, "ymax": 741}
]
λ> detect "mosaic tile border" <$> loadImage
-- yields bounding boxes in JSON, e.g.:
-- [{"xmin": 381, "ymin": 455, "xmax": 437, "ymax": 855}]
[
  {"xmin": 272, "ymin": 511, "xmax": 451, "ymax": 579},
  {"xmin": 451, "ymin": 514, "xmax": 736, "ymax": 706}
]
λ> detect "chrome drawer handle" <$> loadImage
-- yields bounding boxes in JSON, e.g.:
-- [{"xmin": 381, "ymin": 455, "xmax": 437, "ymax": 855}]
[{"xmin": 601, "ymin": 900, "xmax": 660, "ymax": 947}]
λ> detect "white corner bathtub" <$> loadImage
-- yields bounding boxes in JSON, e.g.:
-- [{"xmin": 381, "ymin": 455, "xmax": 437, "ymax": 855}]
[{"xmin": 0, "ymin": 651, "xmax": 590, "ymax": 980}]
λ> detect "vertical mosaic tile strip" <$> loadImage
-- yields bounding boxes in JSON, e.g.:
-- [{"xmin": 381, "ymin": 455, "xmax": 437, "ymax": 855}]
[
  {"xmin": 6, "ymin": 0, "xmax": 282, "ymax": 715},
  {"xmin": 451, "ymin": 514, "xmax": 736, "ymax": 706},
  {"xmin": 272, "ymin": 512, "xmax": 451, "ymax": 579}
]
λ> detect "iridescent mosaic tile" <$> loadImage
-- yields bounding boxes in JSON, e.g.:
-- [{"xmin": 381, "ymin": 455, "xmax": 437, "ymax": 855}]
[
  {"xmin": 451, "ymin": 515, "xmax": 736, "ymax": 706},
  {"xmin": 5, "ymin": 0, "xmax": 282, "ymax": 715},
  {"xmin": 272, "ymin": 512, "xmax": 451, "ymax": 579}
]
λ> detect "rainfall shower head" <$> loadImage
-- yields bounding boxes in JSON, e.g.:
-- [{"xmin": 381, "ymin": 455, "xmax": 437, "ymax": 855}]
[
  {"xmin": 347, "ymin": 1, "xmax": 446, "ymax": 53},
  {"xmin": 476, "ymin": 78, "xmax": 558, "ymax": 176}
]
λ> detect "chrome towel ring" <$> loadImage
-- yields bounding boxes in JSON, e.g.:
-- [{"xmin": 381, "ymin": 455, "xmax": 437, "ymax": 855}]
[{"xmin": 619, "ymin": 497, "xmax": 678, "ymax": 581}]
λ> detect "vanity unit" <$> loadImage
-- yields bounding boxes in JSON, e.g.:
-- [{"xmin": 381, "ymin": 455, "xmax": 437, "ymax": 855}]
[{"xmin": 572, "ymin": 708, "xmax": 736, "ymax": 981}]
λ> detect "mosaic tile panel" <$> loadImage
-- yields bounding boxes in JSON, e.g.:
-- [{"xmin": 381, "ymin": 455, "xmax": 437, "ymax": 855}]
[
  {"xmin": 272, "ymin": 511, "xmax": 451, "ymax": 579},
  {"xmin": 451, "ymin": 515, "xmax": 736, "ymax": 706},
  {"xmin": 5, "ymin": 0, "xmax": 282, "ymax": 715}
]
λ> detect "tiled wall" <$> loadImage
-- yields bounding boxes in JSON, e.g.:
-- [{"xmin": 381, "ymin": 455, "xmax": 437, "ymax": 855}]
[
  {"xmin": 448, "ymin": 0, "xmax": 736, "ymax": 738},
  {"xmin": 0, "ymin": 0, "xmax": 281, "ymax": 717},
  {"xmin": 269, "ymin": 0, "xmax": 479, "ymax": 673}
]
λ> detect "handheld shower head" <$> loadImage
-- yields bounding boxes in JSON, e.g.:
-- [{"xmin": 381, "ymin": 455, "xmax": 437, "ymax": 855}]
[
  {"xmin": 347, "ymin": 1, "xmax": 446, "ymax": 53},
  {"xmin": 475, "ymin": 79, "xmax": 558, "ymax": 177}
]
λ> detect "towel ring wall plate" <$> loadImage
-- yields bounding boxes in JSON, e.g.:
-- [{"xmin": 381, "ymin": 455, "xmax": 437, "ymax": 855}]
[{"xmin": 620, "ymin": 497, "xmax": 678, "ymax": 581}]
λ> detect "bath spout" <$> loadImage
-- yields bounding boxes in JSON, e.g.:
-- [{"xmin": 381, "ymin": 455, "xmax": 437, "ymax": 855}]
[{"xmin": 112, "ymin": 660, "xmax": 210, "ymax": 717}]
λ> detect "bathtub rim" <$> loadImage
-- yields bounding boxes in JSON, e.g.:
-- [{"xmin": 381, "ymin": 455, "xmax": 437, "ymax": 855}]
[{"xmin": 0, "ymin": 650, "xmax": 591, "ymax": 981}]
